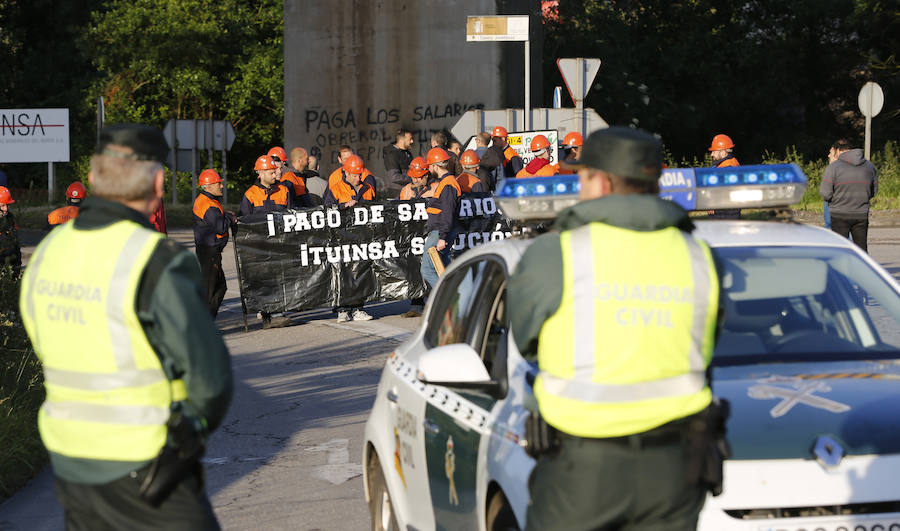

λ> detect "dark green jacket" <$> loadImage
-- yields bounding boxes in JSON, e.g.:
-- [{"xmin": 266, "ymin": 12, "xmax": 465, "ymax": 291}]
[
  {"xmin": 42, "ymin": 197, "xmax": 234, "ymax": 484},
  {"xmin": 508, "ymin": 194, "xmax": 720, "ymax": 360}
]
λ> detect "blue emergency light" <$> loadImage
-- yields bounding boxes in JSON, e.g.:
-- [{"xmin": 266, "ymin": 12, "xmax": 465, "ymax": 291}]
[
  {"xmin": 495, "ymin": 164, "xmax": 808, "ymax": 221},
  {"xmin": 495, "ymin": 175, "xmax": 580, "ymax": 220}
]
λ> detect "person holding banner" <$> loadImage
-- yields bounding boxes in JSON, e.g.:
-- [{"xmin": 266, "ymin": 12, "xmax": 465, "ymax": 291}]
[
  {"xmin": 457, "ymin": 150, "xmax": 488, "ymax": 193},
  {"xmin": 273, "ymin": 146, "xmax": 312, "ymax": 208},
  {"xmin": 558, "ymin": 131, "xmax": 584, "ymax": 174},
  {"xmin": 193, "ymin": 169, "xmax": 235, "ymax": 317},
  {"xmin": 420, "ymin": 148, "xmax": 461, "ymax": 290},
  {"xmin": 490, "ymin": 126, "xmax": 525, "ymax": 178},
  {"xmin": 240, "ymin": 155, "xmax": 293, "ymax": 217},
  {"xmin": 399, "ymin": 157, "xmax": 433, "ymax": 200},
  {"xmin": 516, "ymin": 135, "xmax": 559, "ymax": 178},
  {"xmin": 324, "ymin": 154, "xmax": 376, "ymax": 322},
  {"xmin": 329, "ymin": 146, "xmax": 378, "ymax": 197},
  {"xmin": 242, "ymin": 155, "xmax": 293, "ymax": 328}
]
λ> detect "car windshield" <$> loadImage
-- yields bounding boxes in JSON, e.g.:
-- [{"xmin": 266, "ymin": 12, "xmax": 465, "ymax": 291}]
[{"xmin": 712, "ymin": 245, "xmax": 900, "ymax": 365}]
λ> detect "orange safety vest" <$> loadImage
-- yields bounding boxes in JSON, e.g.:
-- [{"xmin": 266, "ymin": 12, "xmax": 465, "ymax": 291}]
[
  {"xmin": 281, "ymin": 171, "xmax": 308, "ymax": 198},
  {"xmin": 426, "ymin": 175, "xmax": 461, "ymax": 216},
  {"xmin": 244, "ymin": 182, "xmax": 290, "ymax": 208},
  {"xmin": 516, "ymin": 162, "xmax": 559, "ymax": 178},
  {"xmin": 716, "ymin": 157, "xmax": 740, "ymax": 168},
  {"xmin": 329, "ymin": 175, "xmax": 375, "ymax": 204},
  {"xmin": 192, "ymin": 193, "xmax": 227, "ymax": 240},
  {"xmin": 47, "ymin": 205, "xmax": 80, "ymax": 226},
  {"xmin": 456, "ymin": 172, "xmax": 482, "ymax": 193},
  {"xmin": 399, "ymin": 182, "xmax": 431, "ymax": 200}
]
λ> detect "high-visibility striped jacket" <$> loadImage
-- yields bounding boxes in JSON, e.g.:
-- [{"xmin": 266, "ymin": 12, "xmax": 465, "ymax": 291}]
[
  {"xmin": 324, "ymin": 170, "xmax": 376, "ymax": 207},
  {"xmin": 508, "ymin": 194, "xmax": 723, "ymax": 438},
  {"xmin": 280, "ymin": 171, "xmax": 312, "ymax": 208},
  {"xmin": 19, "ymin": 197, "xmax": 233, "ymax": 484},
  {"xmin": 456, "ymin": 172, "xmax": 486, "ymax": 193}
]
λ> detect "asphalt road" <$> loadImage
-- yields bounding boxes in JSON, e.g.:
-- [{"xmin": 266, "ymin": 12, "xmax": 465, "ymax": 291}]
[
  {"xmin": 0, "ymin": 228, "xmax": 421, "ymax": 531},
  {"xmin": 2, "ymin": 223, "xmax": 900, "ymax": 530}
]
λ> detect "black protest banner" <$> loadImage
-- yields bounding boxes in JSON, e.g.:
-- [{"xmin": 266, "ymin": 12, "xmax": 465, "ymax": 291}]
[{"xmin": 233, "ymin": 194, "xmax": 512, "ymax": 314}]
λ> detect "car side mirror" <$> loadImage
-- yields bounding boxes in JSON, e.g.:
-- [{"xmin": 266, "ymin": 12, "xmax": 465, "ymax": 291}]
[{"xmin": 417, "ymin": 343, "xmax": 503, "ymax": 397}]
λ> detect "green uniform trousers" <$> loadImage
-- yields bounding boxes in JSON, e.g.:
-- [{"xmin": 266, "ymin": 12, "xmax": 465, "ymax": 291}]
[{"xmin": 526, "ymin": 432, "xmax": 706, "ymax": 531}]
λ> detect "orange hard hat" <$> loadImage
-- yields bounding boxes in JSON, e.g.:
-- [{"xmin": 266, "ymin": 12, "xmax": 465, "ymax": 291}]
[
  {"xmin": 254, "ymin": 155, "xmax": 277, "ymax": 171},
  {"xmin": 562, "ymin": 131, "xmax": 584, "ymax": 148},
  {"xmin": 427, "ymin": 147, "xmax": 450, "ymax": 165},
  {"xmin": 0, "ymin": 186, "xmax": 13, "ymax": 205},
  {"xmin": 66, "ymin": 182, "xmax": 87, "ymax": 199},
  {"xmin": 199, "ymin": 168, "xmax": 222, "ymax": 186},
  {"xmin": 343, "ymin": 155, "xmax": 364, "ymax": 174},
  {"xmin": 708, "ymin": 134, "xmax": 735, "ymax": 151},
  {"xmin": 530, "ymin": 134, "xmax": 551, "ymax": 152},
  {"xmin": 408, "ymin": 157, "xmax": 429, "ymax": 178},
  {"xmin": 267, "ymin": 146, "xmax": 287, "ymax": 162},
  {"xmin": 460, "ymin": 149, "xmax": 480, "ymax": 166},
  {"xmin": 491, "ymin": 126, "xmax": 508, "ymax": 139}
]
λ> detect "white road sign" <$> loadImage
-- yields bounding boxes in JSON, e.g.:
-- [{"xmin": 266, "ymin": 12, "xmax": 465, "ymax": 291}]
[
  {"xmin": 0, "ymin": 108, "xmax": 70, "ymax": 162},
  {"xmin": 557, "ymin": 58, "xmax": 602, "ymax": 106},
  {"xmin": 858, "ymin": 82, "xmax": 884, "ymax": 118},
  {"xmin": 466, "ymin": 15, "xmax": 529, "ymax": 41}
]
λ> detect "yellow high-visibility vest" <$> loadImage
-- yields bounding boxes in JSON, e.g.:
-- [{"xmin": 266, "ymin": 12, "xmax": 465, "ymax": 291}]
[
  {"xmin": 20, "ymin": 220, "xmax": 186, "ymax": 461},
  {"xmin": 534, "ymin": 222, "xmax": 719, "ymax": 438}
]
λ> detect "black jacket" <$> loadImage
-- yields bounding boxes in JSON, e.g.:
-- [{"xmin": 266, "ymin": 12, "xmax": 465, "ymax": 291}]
[{"xmin": 383, "ymin": 144, "xmax": 413, "ymax": 193}]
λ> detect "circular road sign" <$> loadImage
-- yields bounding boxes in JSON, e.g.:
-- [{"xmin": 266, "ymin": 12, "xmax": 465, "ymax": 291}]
[{"xmin": 858, "ymin": 81, "xmax": 884, "ymax": 118}]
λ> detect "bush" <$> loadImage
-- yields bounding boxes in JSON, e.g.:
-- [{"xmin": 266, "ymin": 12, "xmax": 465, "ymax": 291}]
[{"xmin": 0, "ymin": 267, "xmax": 46, "ymax": 501}]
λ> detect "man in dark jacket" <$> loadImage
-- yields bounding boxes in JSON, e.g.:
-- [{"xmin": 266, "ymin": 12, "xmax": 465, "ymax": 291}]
[
  {"xmin": 0, "ymin": 186, "xmax": 21, "ymax": 275},
  {"xmin": 193, "ymin": 169, "xmax": 235, "ymax": 317},
  {"xmin": 383, "ymin": 129, "xmax": 414, "ymax": 195},
  {"xmin": 820, "ymin": 139, "xmax": 878, "ymax": 252},
  {"xmin": 421, "ymin": 148, "xmax": 460, "ymax": 290}
]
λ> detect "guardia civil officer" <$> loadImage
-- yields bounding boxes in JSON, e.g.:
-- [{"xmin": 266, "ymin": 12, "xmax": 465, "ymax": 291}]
[
  {"xmin": 19, "ymin": 124, "xmax": 232, "ymax": 529},
  {"xmin": 508, "ymin": 127, "xmax": 727, "ymax": 530},
  {"xmin": 193, "ymin": 168, "xmax": 235, "ymax": 317}
]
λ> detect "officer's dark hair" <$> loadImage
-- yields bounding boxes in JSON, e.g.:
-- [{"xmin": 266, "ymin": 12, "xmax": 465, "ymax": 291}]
[
  {"xmin": 831, "ymin": 139, "xmax": 853, "ymax": 152},
  {"xmin": 610, "ymin": 173, "xmax": 660, "ymax": 195},
  {"xmin": 394, "ymin": 128, "xmax": 411, "ymax": 142},
  {"xmin": 431, "ymin": 131, "xmax": 448, "ymax": 147}
]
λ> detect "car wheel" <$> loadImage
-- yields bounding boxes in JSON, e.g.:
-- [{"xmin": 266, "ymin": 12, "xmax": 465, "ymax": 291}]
[
  {"xmin": 368, "ymin": 454, "xmax": 400, "ymax": 531},
  {"xmin": 486, "ymin": 490, "xmax": 520, "ymax": 531}
]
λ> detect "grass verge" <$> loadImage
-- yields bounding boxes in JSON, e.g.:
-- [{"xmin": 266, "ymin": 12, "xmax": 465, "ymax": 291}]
[{"xmin": 0, "ymin": 267, "xmax": 46, "ymax": 502}]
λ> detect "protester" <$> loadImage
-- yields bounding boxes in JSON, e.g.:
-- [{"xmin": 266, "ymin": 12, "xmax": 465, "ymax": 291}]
[
  {"xmin": 431, "ymin": 131, "xmax": 464, "ymax": 177},
  {"xmin": 47, "ymin": 182, "xmax": 87, "ymax": 228},
  {"xmin": 193, "ymin": 169, "xmax": 235, "ymax": 317},
  {"xmin": 384, "ymin": 128, "xmax": 414, "ymax": 195},
  {"xmin": 457, "ymin": 150, "xmax": 488, "ymax": 192},
  {"xmin": 19, "ymin": 123, "xmax": 232, "ymax": 529},
  {"xmin": 324, "ymin": 154, "xmax": 376, "ymax": 322},
  {"xmin": 490, "ymin": 126, "xmax": 524, "ymax": 177},
  {"xmin": 0, "ymin": 186, "xmax": 21, "ymax": 275},
  {"xmin": 241, "ymin": 154, "xmax": 293, "ymax": 328},
  {"xmin": 276, "ymin": 146, "xmax": 312, "ymax": 207},
  {"xmin": 516, "ymin": 135, "xmax": 559, "ymax": 178},
  {"xmin": 420, "ymin": 148, "xmax": 460, "ymax": 291}
]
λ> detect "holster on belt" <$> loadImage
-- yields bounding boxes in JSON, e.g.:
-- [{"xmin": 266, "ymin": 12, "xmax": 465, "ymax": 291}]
[
  {"xmin": 685, "ymin": 398, "xmax": 731, "ymax": 496},
  {"xmin": 138, "ymin": 404, "xmax": 206, "ymax": 507},
  {"xmin": 524, "ymin": 411, "xmax": 560, "ymax": 458}
]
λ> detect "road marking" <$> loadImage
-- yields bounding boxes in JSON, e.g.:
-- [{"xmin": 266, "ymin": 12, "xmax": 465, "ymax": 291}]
[{"xmin": 305, "ymin": 438, "xmax": 363, "ymax": 485}]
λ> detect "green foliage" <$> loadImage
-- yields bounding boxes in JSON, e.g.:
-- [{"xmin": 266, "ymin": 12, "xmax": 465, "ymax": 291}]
[
  {"xmin": 0, "ymin": 268, "xmax": 46, "ymax": 500},
  {"xmin": 544, "ymin": 0, "xmax": 899, "ymax": 163}
]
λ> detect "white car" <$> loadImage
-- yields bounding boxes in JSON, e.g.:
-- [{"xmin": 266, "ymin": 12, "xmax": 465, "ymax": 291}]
[{"xmin": 363, "ymin": 171, "xmax": 900, "ymax": 531}]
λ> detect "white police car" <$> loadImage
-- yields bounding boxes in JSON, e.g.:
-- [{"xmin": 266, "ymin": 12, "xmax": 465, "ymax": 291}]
[{"xmin": 363, "ymin": 166, "xmax": 900, "ymax": 531}]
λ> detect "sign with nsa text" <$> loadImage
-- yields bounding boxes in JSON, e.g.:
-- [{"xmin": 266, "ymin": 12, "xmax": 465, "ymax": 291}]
[{"xmin": 0, "ymin": 108, "xmax": 70, "ymax": 162}]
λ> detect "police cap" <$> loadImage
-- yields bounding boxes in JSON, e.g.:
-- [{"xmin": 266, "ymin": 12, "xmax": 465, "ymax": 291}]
[
  {"xmin": 561, "ymin": 126, "xmax": 663, "ymax": 181},
  {"xmin": 96, "ymin": 124, "xmax": 169, "ymax": 164}
]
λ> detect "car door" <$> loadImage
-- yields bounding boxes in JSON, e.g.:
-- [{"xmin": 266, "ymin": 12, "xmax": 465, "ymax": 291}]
[{"xmin": 422, "ymin": 256, "xmax": 507, "ymax": 531}]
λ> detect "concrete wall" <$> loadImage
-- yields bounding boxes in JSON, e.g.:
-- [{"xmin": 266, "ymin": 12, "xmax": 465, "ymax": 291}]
[{"xmin": 285, "ymin": 0, "xmax": 539, "ymax": 190}]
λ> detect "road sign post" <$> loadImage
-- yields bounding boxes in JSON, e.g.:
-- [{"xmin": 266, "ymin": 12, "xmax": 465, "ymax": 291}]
[
  {"xmin": 163, "ymin": 119, "xmax": 236, "ymax": 204},
  {"xmin": 858, "ymin": 81, "xmax": 884, "ymax": 160},
  {"xmin": 556, "ymin": 58, "xmax": 602, "ymax": 137},
  {"xmin": 467, "ymin": 15, "xmax": 532, "ymax": 129}
]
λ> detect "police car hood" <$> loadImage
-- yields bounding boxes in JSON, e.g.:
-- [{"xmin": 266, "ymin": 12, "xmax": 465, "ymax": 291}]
[
  {"xmin": 714, "ymin": 359, "xmax": 900, "ymax": 460},
  {"xmin": 552, "ymin": 194, "xmax": 693, "ymax": 232}
]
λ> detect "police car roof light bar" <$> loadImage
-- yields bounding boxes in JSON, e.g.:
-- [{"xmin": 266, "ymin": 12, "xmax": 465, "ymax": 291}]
[{"xmin": 496, "ymin": 164, "xmax": 808, "ymax": 221}]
